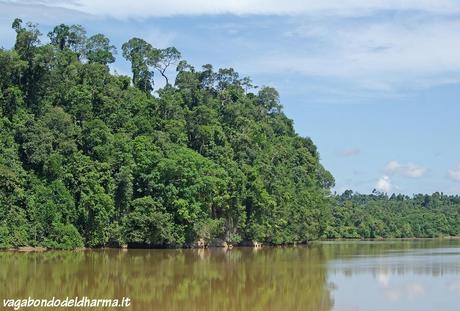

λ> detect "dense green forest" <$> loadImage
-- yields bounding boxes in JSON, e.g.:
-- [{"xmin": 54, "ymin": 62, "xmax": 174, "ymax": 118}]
[
  {"xmin": 0, "ymin": 19, "xmax": 458, "ymax": 249},
  {"xmin": 330, "ymin": 190, "xmax": 460, "ymax": 239}
]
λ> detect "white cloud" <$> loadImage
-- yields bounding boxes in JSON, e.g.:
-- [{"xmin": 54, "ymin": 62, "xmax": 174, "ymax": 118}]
[
  {"xmin": 13, "ymin": 0, "xmax": 460, "ymax": 18},
  {"xmin": 376, "ymin": 272, "xmax": 390, "ymax": 287},
  {"xmin": 338, "ymin": 148, "xmax": 360, "ymax": 157},
  {"xmin": 383, "ymin": 282, "xmax": 425, "ymax": 301},
  {"xmin": 6, "ymin": 1, "xmax": 460, "ymax": 90},
  {"xmin": 0, "ymin": 1, "xmax": 92, "ymax": 23},
  {"xmin": 448, "ymin": 166, "xmax": 460, "ymax": 182},
  {"xmin": 384, "ymin": 160, "xmax": 427, "ymax": 178},
  {"xmin": 385, "ymin": 160, "xmax": 401, "ymax": 173},
  {"xmin": 376, "ymin": 175, "xmax": 392, "ymax": 193},
  {"xmin": 376, "ymin": 272, "xmax": 425, "ymax": 301},
  {"xmin": 247, "ymin": 17, "xmax": 460, "ymax": 90}
]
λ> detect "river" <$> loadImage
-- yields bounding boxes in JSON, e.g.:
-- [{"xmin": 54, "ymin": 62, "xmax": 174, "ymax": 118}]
[{"xmin": 1, "ymin": 239, "xmax": 459, "ymax": 310}]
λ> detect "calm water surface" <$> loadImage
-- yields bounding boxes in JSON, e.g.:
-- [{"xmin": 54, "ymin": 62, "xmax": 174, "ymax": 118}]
[{"xmin": 1, "ymin": 240, "xmax": 460, "ymax": 310}]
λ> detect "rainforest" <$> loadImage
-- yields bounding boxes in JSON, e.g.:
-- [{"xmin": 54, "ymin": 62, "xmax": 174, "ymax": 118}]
[{"xmin": 0, "ymin": 19, "xmax": 459, "ymax": 249}]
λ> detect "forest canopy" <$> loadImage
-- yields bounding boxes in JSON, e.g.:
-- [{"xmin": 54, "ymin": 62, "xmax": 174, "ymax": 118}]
[{"xmin": 0, "ymin": 19, "xmax": 458, "ymax": 249}]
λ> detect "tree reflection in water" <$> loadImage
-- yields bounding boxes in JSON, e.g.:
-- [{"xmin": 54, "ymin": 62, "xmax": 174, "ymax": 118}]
[
  {"xmin": 3, "ymin": 240, "xmax": 458, "ymax": 311},
  {"xmin": 0, "ymin": 246, "xmax": 333, "ymax": 311}
]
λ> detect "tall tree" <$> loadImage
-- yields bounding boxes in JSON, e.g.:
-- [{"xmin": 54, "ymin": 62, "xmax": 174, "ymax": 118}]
[
  {"xmin": 153, "ymin": 47, "xmax": 181, "ymax": 86},
  {"xmin": 85, "ymin": 34, "xmax": 116, "ymax": 65},
  {"xmin": 11, "ymin": 18, "xmax": 41, "ymax": 61},
  {"xmin": 121, "ymin": 38, "xmax": 158, "ymax": 93},
  {"xmin": 48, "ymin": 24, "xmax": 86, "ymax": 58}
]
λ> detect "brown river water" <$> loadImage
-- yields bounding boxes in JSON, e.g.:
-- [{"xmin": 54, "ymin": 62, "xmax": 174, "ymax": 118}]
[{"xmin": 1, "ymin": 239, "xmax": 460, "ymax": 310}]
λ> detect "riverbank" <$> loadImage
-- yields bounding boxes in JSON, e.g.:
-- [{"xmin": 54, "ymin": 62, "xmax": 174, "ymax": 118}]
[{"xmin": 4, "ymin": 236, "xmax": 460, "ymax": 252}]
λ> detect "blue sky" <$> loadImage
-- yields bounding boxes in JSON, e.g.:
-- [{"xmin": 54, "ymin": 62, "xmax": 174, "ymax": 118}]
[{"xmin": 2, "ymin": 0, "xmax": 460, "ymax": 195}]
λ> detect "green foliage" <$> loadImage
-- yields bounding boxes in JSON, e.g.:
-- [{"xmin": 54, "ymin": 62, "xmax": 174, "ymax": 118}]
[
  {"xmin": 85, "ymin": 33, "xmax": 116, "ymax": 65},
  {"xmin": 121, "ymin": 38, "xmax": 157, "ymax": 93},
  {"xmin": 328, "ymin": 191, "xmax": 460, "ymax": 239},
  {"xmin": 123, "ymin": 197, "xmax": 181, "ymax": 246},
  {"xmin": 48, "ymin": 23, "xmax": 86, "ymax": 60},
  {"xmin": 1, "ymin": 18, "xmax": 456, "ymax": 249},
  {"xmin": 45, "ymin": 223, "xmax": 84, "ymax": 250}
]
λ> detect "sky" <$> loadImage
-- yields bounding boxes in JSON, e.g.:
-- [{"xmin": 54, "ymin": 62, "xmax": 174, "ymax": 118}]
[{"xmin": 1, "ymin": 0, "xmax": 460, "ymax": 195}]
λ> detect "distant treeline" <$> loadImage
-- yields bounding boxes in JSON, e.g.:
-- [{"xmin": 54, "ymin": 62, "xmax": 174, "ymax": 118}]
[
  {"xmin": 328, "ymin": 190, "xmax": 460, "ymax": 239},
  {"xmin": 0, "ymin": 20, "xmax": 458, "ymax": 249}
]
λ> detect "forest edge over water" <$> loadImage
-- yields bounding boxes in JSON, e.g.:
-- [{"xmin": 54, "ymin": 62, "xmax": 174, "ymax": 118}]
[{"xmin": 0, "ymin": 19, "xmax": 459, "ymax": 250}]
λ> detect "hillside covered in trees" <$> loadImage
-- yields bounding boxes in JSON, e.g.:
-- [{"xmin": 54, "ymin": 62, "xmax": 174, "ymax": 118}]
[
  {"xmin": 0, "ymin": 19, "xmax": 458, "ymax": 249},
  {"xmin": 0, "ymin": 19, "xmax": 335, "ymax": 249}
]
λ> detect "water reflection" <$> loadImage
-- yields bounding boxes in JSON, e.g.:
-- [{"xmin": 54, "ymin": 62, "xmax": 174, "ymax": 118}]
[
  {"xmin": 1, "ymin": 240, "xmax": 459, "ymax": 311},
  {"xmin": 321, "ymin": 240, "xmax": 460, "ymax": 311},
  {"xmin": 0, "ymin": 247, "xmax": 332, "ymax": 311},
  {"xmin": 324, "ymin": 240, "xmax": 460, "ymax": 276}
]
